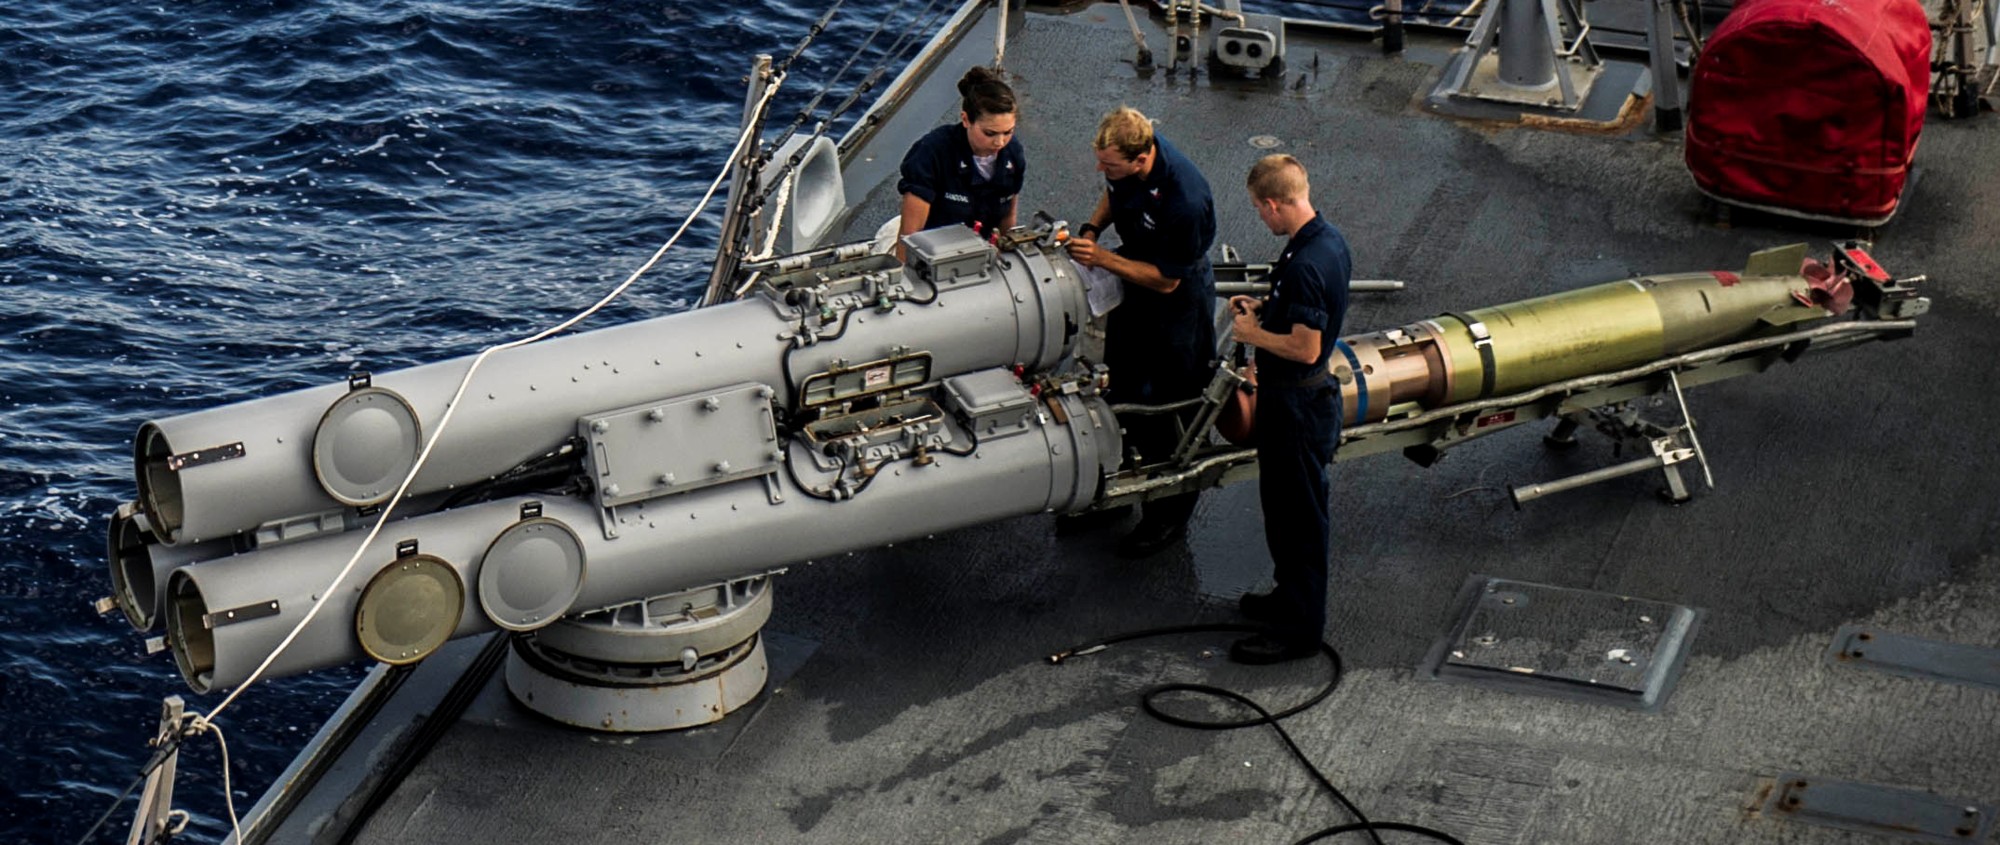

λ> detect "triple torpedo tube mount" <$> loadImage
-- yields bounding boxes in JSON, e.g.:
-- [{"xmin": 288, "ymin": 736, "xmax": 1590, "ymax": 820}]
[{"xmin": 111, "ymin": 224, "xmax": 1120, "ymax": 730}]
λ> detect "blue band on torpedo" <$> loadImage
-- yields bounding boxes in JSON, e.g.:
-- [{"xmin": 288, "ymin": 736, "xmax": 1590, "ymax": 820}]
[{"xmin": 1336, "ymin": 340, "xmax": 1366, "ymax": 423}]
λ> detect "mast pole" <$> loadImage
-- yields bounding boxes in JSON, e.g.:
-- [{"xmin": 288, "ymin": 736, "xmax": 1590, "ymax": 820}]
[{"xmin": 702, "ymin": 53, "xmax": 777, "ymax": 307}]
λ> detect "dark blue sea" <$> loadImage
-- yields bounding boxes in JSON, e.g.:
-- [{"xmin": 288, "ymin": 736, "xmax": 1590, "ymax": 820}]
[{"xmin": 0, "ymin": 1, "xmax": 933, "ymax": 841}]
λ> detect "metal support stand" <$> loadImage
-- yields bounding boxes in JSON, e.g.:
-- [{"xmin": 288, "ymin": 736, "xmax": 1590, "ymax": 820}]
[
  {"xmin": 125, "ymin": 697, "xmax": 192, "ymax": 845},
  {"xmin": 1175, "ymin": 349, "xmax": 1250, "ymax": 465},
  {"xmin": 1501, "ymin": 0, "xmax": 1559, "ymax": 88},
  {"xmin": 1511, "ymin": 371, "xmax": 1714, "ymax": 508},
  {"xmin": 1935, "ymin": 0, "xmax": 1990, "ymax": 119},
  {"xmin": 1431, "ymin": 0, "xmax": 1603, "ymax": 111},
  {"xmin": 1166, "ymin": 0, "xmax": 1202, "ymax": 74},
  {"xmin": 1647, "ymin": 0, "xmax": 1684, "ymax": 132},
  {"xmin": 701, "ymin": 54, "xmax": 778, "ymax": 307},
  {"xmin": 1115, "ymin": 0, "xmax": 1155, "ymax": 68},
  {"xmin": 1383, "ymin": 0, "xmax": 1406, "ymax": 54}
]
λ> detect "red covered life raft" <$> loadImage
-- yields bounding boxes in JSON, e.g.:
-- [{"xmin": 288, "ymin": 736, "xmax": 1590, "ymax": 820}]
[{"xmin": 1684, "ymin": 0, "xmax": 1932, "ymax": 224}]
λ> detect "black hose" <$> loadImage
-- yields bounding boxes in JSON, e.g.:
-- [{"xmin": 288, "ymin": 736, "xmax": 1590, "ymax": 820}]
[
  {"xmin": 1299, "ymin": 822, "xmax": 1468, "ymax": 844},
  {"xmin": 937, "ymin": 418, "xmax": 979, "ymax": 456},
  {"xmin": 904, "ymin": 272, "xmax": 940, "ymax": 305},
  {"xmin": 73, "ymin": 736, "xmax": 187, "ymax": 845},
  {"xmin": 781, "ymin": 304, "xmax": 857, "ymax": 411},
  {"xmin": 1049, "ymin": 623, "xmax": 1465, "ymax": 845},
  {"xmin": 784, "ymin": 446, "xmax": 848, "ymax": 502}
]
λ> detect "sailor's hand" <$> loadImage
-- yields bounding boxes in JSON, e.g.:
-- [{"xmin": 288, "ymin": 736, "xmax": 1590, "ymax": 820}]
[
  {"xmin": 1230, "ymin": 297, "xmax": 1261, "ymax": 339},
  {"xmin": 1066, "ymin": 237, "xmax": 1101, "ymax": 268}
]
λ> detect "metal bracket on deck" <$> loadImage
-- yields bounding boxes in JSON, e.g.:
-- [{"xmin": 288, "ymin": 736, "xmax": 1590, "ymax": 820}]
[{"xmin": 1433, "ymin": 0, "xmax": 1602, "ymax": 111}]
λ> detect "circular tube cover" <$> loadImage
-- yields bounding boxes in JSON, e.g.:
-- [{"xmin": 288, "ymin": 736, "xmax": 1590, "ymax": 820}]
[
  {"xmin": 477, "ymin": 517, "xmax": 588, "ymax": 631},
  {"xmin": 108, "ymin": 504, "xmax": 155, "ymax": 631},
  {"xmin": 355, "ymin": 554, "xmax": 465, "ymax": 665},
  {"xmin": 312, "ymin": 387, "xmax": 422, "ymax": 506}
]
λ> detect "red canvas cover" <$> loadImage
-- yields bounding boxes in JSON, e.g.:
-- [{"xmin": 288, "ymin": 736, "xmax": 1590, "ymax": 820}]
[{"xmin": 1684, "ymin": 0, "xmax": 1931, "ymax": 222}]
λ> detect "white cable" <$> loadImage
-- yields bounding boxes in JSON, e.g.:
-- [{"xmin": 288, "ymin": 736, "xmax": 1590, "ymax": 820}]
[
  {"xmin": 184, "ymin": 72, "xmax": 787, "ymax": 819},
  {"xmin": 182, "ymin": 718, "xmax": 241, "ymax": 844},
  {"xmin": 730, "ymin": 168, "xmax": 799, "ymax": 300},
  {"xmin": 756, "ymin": 169, "xmax": 797, "ymax": 261},
  {"xmin": 217, "ymin": 725, "xmax": 241, "ymax": 840}
]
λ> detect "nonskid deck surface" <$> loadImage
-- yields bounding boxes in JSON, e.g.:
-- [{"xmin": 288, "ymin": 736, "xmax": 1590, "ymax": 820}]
[{"xmin": 327, "ymin": 7, "xmax": 2000, "ymax": 844}]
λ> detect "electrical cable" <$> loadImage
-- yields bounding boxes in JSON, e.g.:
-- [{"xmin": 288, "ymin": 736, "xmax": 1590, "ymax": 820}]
[
  {"xmin": 778, "ymin": 300, "xmax": 857, "ymax": 408},
  {"xmin": 904, "ymin": 272, "xmax": 940, "ymax": 306},
  {"xmin": 1049, "ymin": 624, "xmax": 1466, "ymax": 845},
  {"xmin": 783, "ymin": 445, "xmax": 849, "ymax": 502},
  {"xmin": 937, "ymin": 417, "xmax": 979, "ymax": 456}
]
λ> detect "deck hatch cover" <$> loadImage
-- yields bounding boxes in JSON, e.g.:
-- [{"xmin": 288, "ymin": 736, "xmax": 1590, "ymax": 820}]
[
  {"xmin": 1823, "ymin": 624, "xmax": 2000, "ymax": 692},
  {"xmin": 1761, "ymin": 773, "xmax": 1994, "ymax": 843},
  {"xmin": 1419, "ymin": 575, "xmax": 1700, "ymax": 711}
]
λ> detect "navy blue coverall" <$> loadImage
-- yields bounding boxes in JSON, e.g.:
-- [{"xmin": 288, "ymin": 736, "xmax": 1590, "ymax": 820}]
[
  {"xmin": 1253, "ymin": 213, "xmax": 1351, "ymax": 646},
  {"xmin": 896, "ymin": 123, "xmax": 1027, "ymax": 235},
  {"xmin": 1102, "ymin": 134, "xmax": 1218, "ymax": 531}
]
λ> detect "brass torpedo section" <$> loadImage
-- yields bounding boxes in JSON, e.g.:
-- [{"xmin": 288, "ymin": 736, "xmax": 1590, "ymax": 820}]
[{"xmin": 1108, "ymin": 241, "xmax": 1925, "ymax": 509}]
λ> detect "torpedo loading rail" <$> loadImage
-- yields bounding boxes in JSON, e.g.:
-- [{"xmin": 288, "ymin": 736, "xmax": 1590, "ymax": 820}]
[{"xmin": 1103, "ymin": 241, "xmax": 1926, "ymax": 508}]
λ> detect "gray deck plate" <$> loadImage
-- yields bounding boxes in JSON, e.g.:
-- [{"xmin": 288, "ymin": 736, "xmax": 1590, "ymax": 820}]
[
  {"xmin": 1420, "ymin": 575, "xmax": 1699, "ymax": 711},
  {"xmin": 1824, "ymin": 624, "xmax": 2000, "ymax": 692},
  {"xmin": 1761, "ymin": 773, "xmax": 1996, "ymax": 843}
]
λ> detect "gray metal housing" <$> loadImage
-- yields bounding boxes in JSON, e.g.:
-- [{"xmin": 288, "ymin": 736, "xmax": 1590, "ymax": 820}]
[
  {"xmin": 163, "ymin": 376, "xmax": 1119, "ymax": 692},
  {"xmin": 136, "ymin": 238, "xmax": 1089, "ymax": 546}
]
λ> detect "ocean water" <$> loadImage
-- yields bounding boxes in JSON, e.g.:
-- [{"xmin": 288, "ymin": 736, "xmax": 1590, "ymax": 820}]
[{"xmin": 0, "ymin": 1, "xmax": 925, "ymax": 841}]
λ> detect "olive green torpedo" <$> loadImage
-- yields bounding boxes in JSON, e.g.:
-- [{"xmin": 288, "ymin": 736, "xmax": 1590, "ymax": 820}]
[{"xmin": 1333, "ymin": 243, "xmax": 1864, "ymax": 426}]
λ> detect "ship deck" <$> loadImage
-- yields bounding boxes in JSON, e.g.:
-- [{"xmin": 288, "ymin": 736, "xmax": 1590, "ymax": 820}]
[{"xmin": 254, "ymin": 3, "xmax": 2000, "ymax": 843}]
